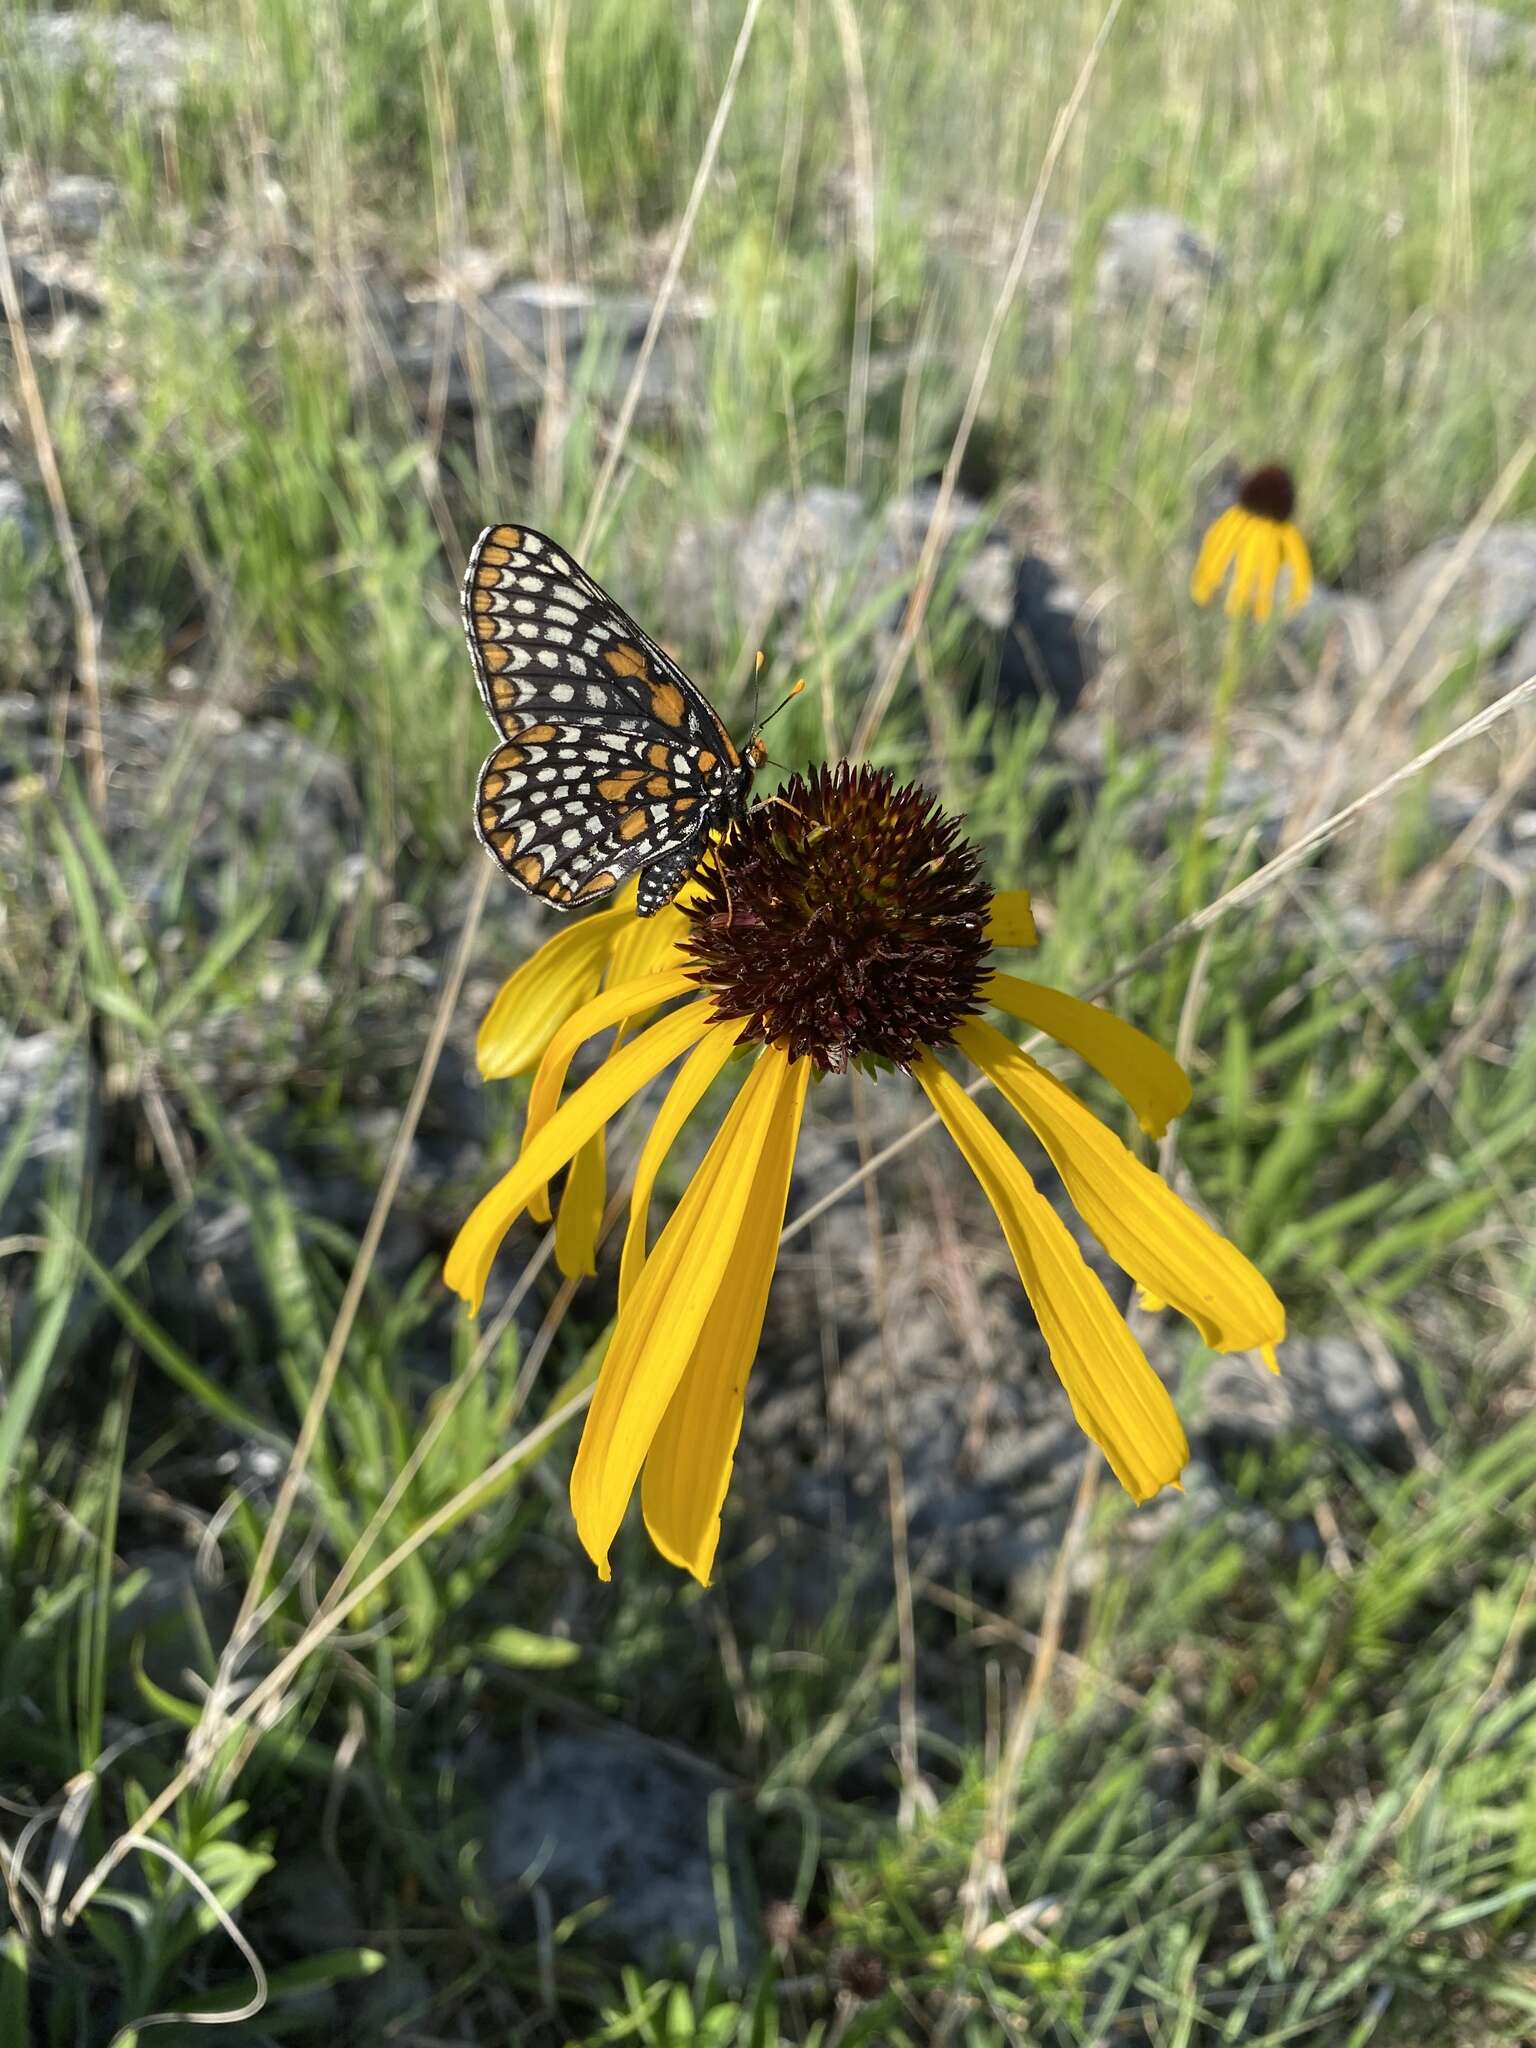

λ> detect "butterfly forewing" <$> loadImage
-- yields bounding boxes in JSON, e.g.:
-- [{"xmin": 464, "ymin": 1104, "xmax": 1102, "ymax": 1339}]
[{"xmin": 462, "ymin": 523, "xmax": 746, "ymax": 911}]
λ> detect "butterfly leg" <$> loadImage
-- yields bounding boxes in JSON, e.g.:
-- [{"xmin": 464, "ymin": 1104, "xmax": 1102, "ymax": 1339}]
[
  {"xmin": 712, "ymin": 838, "xmax": 739, "ymax": 930},
  {"xmin": 755, "ymin": 793, "xmax": 814, "ymax": 830}
]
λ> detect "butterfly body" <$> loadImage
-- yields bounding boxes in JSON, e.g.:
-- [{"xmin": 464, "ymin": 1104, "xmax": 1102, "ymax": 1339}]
[{"xmin": 462, "ymin": 523, "xmax": 761, "ymax": 915}]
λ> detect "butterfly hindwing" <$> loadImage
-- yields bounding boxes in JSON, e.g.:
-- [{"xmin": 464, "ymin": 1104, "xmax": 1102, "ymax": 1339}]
[
  {"xmin": 462, "ymin": 523, "xmax": 746, "ymax": 912},
  {"xmin": 474, "ymin": 723, "xmax": 715, "ymax": 909}
]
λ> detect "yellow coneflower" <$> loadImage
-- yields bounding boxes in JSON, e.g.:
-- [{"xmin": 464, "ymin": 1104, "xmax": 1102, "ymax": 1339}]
[
  {"xmin": 446, "ymin": 765, "xmax": 1284, "ymax": 1585},
  {"xmin": 1191, "ymin": 464, "xmax": 1313, "ymax": 622}
]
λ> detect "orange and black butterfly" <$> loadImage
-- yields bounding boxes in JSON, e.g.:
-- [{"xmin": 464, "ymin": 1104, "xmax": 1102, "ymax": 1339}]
[{"xmin": 462, "ymin": 524, "xmax": 766, "ymax": 916}]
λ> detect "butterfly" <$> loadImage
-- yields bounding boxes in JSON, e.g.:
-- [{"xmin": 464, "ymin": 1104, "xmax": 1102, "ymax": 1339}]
[{"xmin": 462, "ymin": 523, "xmax": 766, "ymax": 917}]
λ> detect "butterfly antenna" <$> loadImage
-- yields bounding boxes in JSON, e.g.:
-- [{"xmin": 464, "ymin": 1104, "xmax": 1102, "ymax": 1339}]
[{"xmin": 755, "ymin": 676, "xmax": 806, "ymax": 738}]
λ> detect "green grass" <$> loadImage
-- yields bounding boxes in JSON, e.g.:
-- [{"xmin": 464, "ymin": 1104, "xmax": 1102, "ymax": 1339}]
[{"xmin": 3, "ymin": 0, "xmax": 1536, "ymax": 2039}]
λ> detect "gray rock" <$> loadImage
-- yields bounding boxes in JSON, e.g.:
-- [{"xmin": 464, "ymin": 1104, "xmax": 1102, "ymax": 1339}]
[
  {"xmin": 660, "ymin": 512, "xmax": 747, "ymax": 650},
  {"xmin": 668, "ymin": 486, "xmax": 1094, "ymax": 717},
  {"xmin": 732, "ymin": 485, "xmax": 872, "ymax": 630},
  {"xmin": 886, "ymin": 488, "xmax": 1095, "ymax": 716},
  {"xmin": 10, "ymin": 254, "xmax": 101, "ymax": 325},
  {"xmin": 0, "ymin": 1031, "xmax": 89, "ymax": 1239},
  {"xmin": 929, "ymin": 207, "xmax": 1074, "ymax": 318},
  {"xmin": 1400, "ymin": 0, "xmax": 1536, "ymax": 70},
  {"xmin": 2, "ymin": 171, "xmax": 119, "ymax": 244},
  {"xmin": 1287, "ymin": 586, "xmax": 1387, "ymax": 687},
  {"xmin": 0, "ymin": 691, "xmax": 359, "ymax": 912},
  {"xmin": 1379, "ymin": 523, "xmax": 1536, "ymax": 693},
  {"xmin": 202, "ymin": 722, "xmax": 360, "ymax": 870},
  {"xmin": 485, "ymin": 1730, "xmax": 757, "ymax": 1977},
  {"xmin": 1183, "ymin": 1333, "xmax": 1412, "ymax": 1454},
  {"xmin": 379, "ymin": 275, "xmax": 706, "ymax": 423},
  {"xmin": 24, "ymin": 13, "xmax": 220, "ymax": 114},
  {"xmin": 80, "ymin": 701, "xmax": 361, "ymax": 922},
  {"xmin": 1096, "ymin": 209, "xmax": 1224, "ymax": 313}
]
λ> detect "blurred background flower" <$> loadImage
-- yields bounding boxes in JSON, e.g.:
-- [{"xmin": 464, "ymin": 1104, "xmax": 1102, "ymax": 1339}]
[{"xmin": 1191, "ymin": 463, "xmax": 1313, "ymax": 622}]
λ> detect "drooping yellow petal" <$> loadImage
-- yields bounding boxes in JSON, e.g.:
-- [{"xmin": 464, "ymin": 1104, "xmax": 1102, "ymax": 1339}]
[
  {"xmin": 984, "ymin": 973, "xmax": 1191, "ymax": 1137},
  {"xmin": 985, "ymin": 891, "xmax": 1039, "ymax": 950},
  {"xmin": 606, "ymin": 900, "xmax": 690, "ymax": 985},
  {"xmin": 554, "ymin": 1011, "xmax": 640, "ymax": 1268},
  {"xmin": 476, "ymin": 903, "xmax": 632, "ymax": 1080},
  {"xmin": 914, "ymin": 1053, "xmax": 1187, "ymax": 1501},
  {"xmin": 620, "ymin": 1020, "xmax": 745, "ymax": 1310},
  {"xmin": 554, "ymin": 1127, "xmax": 606, "ymax": 1278},
  {"xmin": 958, "ymin": 1018, "xmax": 1284, "ymax": 1356},
  {"xmin": 444, "ymin": 1000, "xmax": 716, "ymax": 1313},
  {"xmin": 1280, "ymin": 522, "xmax": 1313, "ymax": 612},
  {"xmin": 1236, "ymin": 520, "xmax": 1269, "ymax": 614},
  {"xmin": 641, "ymin": 1055, "xmax": 810, "ymax": 1584},
  {"xmin": 1190, "ymin": 505, "xmax": 1245, "ymax": 607},
  {"xmin": 522, "ymin": 965, "xmax": 701, "ymax": 1222},
  {"xmin": 1248, "ymin": 525, "xmax": 1283, "ymax": 623},
  {"xmin": 570, "ymin": 1047, "xmax": 793, "ymax": 1580}
]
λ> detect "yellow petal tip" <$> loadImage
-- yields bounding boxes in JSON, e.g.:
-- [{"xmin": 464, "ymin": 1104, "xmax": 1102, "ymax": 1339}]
[{"xmin": 444, "ymin": 1272, "xmax": 483, "ymax": 1316}]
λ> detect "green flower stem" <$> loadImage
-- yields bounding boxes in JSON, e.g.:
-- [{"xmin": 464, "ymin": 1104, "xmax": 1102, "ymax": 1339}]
[{"xmin": 1179, "ymin": 608, "xmax": 1248, "ymax": 919}]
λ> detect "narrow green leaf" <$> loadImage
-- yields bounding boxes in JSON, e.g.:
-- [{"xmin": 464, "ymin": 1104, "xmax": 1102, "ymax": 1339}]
[
  {"xmin": 66, "ymin": 1228, "xmax": 284, "ymax": 1444},
  {"xmin": 0, "ymin": 1931, "xmax": 29, "ymax": 2044},
  {"xmin": 480, "ymin": 1624, "xmax": 581, "ymax": 1670}
]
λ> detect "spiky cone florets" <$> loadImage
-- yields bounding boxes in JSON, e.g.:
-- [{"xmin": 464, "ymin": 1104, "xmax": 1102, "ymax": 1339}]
[{"xmin": 681, "ymin": 763, "xmax": 992, "ymax": 1073}]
